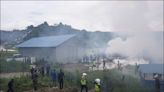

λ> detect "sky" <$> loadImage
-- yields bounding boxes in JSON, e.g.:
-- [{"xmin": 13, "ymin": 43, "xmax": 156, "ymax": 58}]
[{"xmin": 1, "ymin": 1, "xmax": 163, "ymax": 32}]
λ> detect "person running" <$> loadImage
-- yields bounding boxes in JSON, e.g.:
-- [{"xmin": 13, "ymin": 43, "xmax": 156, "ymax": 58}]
[
  {"xmin": 7, "ymin": 79, "xmax": 14, "ymax": 92},
  {"xmin": 80, "ymin": 73, "xmax": 88, "ymax": 92},
  {"xmin": 58, "ymin": 69, "xmax": 64, "ymax": 89}
]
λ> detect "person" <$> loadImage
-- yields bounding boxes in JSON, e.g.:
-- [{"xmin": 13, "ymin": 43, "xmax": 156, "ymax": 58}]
[
  {"xmin": 46, "ymin": 64, "xmax": 50, "ymax": 76},
  {"xmin": 80, "ymin": 73, "xmax": 88, "ymax": 92},
  {"xmin": 30, "ymin": 67, "xmax": 34, "ymax": 78},
  {"xmin": 94, "ymin": 78, "xmax": 101, "ymax": 92},
  {"xmin": 32, "ymin": 69, "xmax": 38, "ymax": 91},
  {"xmin": 154, "ymin": 74, "xmax": 160, "ymax": 92},
  {"xmin": 121, "ymin": 75, "xmax": 125, "ymax": 81},
  {"xmin": 58, "ymin": 69, "xmax": 64, "ymax": 89},
  {"xmin": 135, "ymin": 63, "xmax": 139, "ymax": 74},
  {"xmin": 103, "ymin": 59, "xmax": 106, "ymax": 70},
  {"xmin": 41, "ymin": 66, "xmax": 45, "ymax": 77},
  {"xmin": 51, "ymin": 69, "xmax": 57, "ymax": 87},
  {"xmin": 7, "ymin": 79, "xmax": 14, "ymax": 92}
]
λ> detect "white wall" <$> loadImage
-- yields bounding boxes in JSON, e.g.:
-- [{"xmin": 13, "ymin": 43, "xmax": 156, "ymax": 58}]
[
  {"xmin": 18, "ymin": 47, "xmax": 56, "ymax": 62},
  {"xmin": 18, "ymin": 38, "xmax": 86, "ymax": 63},
  {"xmin": 56, "ymin": 38, "xmax": 79, "ymax": 63}
]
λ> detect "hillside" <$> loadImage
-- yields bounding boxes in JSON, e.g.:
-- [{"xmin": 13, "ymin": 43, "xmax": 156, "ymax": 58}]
[{"xmin": 0, "ymin": 22, "xmax": 115, "ymax": 49}]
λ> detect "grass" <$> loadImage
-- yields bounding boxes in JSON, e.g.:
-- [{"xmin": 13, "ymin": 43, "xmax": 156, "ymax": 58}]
[
  {"xmin": 0, "ymin": 51, "xmax": 155, "ymax": 92},
  {"xmin": 0, "ymin": 69, "xmax": 155, "ymax": 92},
  {"xmin": 0, "ymin": 59, "xmax": 30, "ymax": 73},
  {"xmin": 0, "ymin": 51, "xmax": 30, "ymax": 73}
]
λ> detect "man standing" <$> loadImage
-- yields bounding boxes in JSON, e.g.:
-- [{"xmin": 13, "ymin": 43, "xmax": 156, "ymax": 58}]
[
  {"xmin": 58, "ymin": 69, "xmax": 64, "ymax": 89},
  {"xmin": 41, "ymin": 65, "xmax": 45, "ymax": 77},
  {"xmin": 46, "ymin": 64, "xmax": 50, "ymax": 76},
  {"xmin": 7, "ymin": 79, "xmax": 14, "ymax": 92},
  {"xmin": 103, "ymin": 59, "xmax": 106, "ymax": 70},
  {"xmin": 32, "ymin": 69, "xmax": 38, "ymax": 91},
  {"xmin": 94, "ymin": 78, "xmax": 101, "ymax": 92},
  {"xmin": 80, "ymin": 73, "xmax": 88, "ymax": 92},
  {"xmin": 154, "ymin": 74, "xmax": 160, "ymax": 92},
  {"xmin": 51, "ymin": 69, "xmax": 57, "ymax": 87}
]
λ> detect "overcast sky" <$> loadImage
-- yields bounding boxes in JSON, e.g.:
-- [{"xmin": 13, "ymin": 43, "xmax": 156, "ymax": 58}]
[{"xmin": 1, "ymin": 1, "xmax": 163, "ymax": 32}]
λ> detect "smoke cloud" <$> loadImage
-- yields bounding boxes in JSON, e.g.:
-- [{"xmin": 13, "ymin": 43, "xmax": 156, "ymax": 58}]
[{"xmin": 106, "ymin": 31, "xmax": 163, "ymax": 64}]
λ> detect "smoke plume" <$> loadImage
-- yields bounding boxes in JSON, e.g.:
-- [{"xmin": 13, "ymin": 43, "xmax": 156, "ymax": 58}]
[{"xmin": 106, "ymin": 31, "xmax": 163, "ymax": 64}]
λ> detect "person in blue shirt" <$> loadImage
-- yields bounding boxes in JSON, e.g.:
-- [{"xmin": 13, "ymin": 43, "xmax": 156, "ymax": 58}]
[{"xmin": 51, "ymin": 69, "xmax": 57, "ymax": 87}]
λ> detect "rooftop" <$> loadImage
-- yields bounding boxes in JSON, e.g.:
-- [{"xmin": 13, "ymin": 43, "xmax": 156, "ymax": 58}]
[
  {"xmin": 16, "ymin": 34, "xmax": 76, "ymax": 47},
  {"xmin": 139, "ymin": 64, "xmax": 164, "ymax": 74}
]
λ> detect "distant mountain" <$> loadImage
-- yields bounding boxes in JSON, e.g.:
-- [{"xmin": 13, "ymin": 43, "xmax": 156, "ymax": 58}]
[{"xmin": 0, "ymin": 22, "xmax": 115, "ymax": 48}]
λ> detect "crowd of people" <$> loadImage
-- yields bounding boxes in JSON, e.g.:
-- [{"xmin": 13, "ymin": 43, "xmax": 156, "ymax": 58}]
[
  {"xmin": 30, "ymin": 64, "xmax": 65, "ymax": 91},
  {"xmin": 6, "ymin": 63, "xmax": 102, "ymax": 92}
]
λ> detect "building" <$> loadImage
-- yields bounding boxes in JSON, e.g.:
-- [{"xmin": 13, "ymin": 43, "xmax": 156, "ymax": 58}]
[
  {"xmin": 139, "ymin": 64, "xmax": 164, "ymax": 80},
  {"xmin": 139, "ymin": 64, "xmax": 164, "ymax": 92},
  {"xmin": 16, "ymin": 34, "xmax": 85, "ymax": 63}
]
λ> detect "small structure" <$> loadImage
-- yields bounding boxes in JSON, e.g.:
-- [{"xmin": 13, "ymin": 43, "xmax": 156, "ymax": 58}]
[
  {"xmin": 16, "ymin": 34, "xmax": 84, "ymax": 63},
  {"xmin": 139, "ymin": 64, "xmax": 164, "ymax": 80},
  {"xmin": 139, "ymin": 64, "xmax": 164, "ymax": 92}
]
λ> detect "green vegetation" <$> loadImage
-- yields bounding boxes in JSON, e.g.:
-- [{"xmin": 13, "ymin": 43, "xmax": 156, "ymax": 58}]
[
  {"xmin": 0, "ymin": 51, "xmax": 17, "ymax": 58},
  {"xmin": 0, "ymin": 69, "xmax": 155, "ymax": 92},
  {"xmin": 0, "ymin": 59, "xmax": 30, "ymax": 73},
  {"xmin": 0, "ymin": 51, "xmax": 30, "ymax": 73},
  {"xmin": 0, "ymin": 51, "xmax": 154, "ymax": 92}
]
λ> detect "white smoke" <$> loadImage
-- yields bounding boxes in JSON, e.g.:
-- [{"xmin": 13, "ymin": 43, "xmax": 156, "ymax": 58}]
[{"xmin": 106, "ymin": 31, "xmax": 163, "ymax": 64}]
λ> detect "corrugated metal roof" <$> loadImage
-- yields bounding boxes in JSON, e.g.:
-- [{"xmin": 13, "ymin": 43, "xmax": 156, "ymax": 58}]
[
  {"xmin": 139, "ymin": 64, "xmax": 164, "ymax": 74},
  {"xmin": 16, "ymin": 34, "xmax": 76, "ymax": 47}
]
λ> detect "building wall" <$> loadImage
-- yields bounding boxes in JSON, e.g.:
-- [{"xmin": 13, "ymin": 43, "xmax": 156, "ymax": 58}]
[
  {"xmin": 18, "ymin": 37, "xmax": 85, "ymax": 63},
  {"xmin": 55, "ymin": 37, "xmax": 83, "ymax": 63},
  {"xmin": 18, "ymin": 47, "xmax": 56, "ymax": 62}
]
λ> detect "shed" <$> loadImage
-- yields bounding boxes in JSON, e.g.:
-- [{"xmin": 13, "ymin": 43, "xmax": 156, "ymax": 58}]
[
  {"xmin": 16, "ymin": 34, "xmax": 84, "ymax": 63},
  {"xmin": 139, "ymin": 64, "xmax": 164, "ymax": 80}
]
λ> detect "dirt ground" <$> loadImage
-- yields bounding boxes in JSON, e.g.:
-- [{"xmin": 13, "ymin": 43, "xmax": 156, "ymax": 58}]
[
  {"xmin": 0, "ymin": 63, "xmax": 88, "ymax": 78},
  {"xmin": 62, "ymin": 63, "xmax": 89, "ymax": 73},
  {"xmin": 24, "ymin": 87, "xmax": 94, "ymax": 92},
  {"xmin": 0, "ymin": 72, "xmax": 30, "ymax": 78}
]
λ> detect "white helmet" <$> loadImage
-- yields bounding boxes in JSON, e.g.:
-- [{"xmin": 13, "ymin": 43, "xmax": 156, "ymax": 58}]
[
  {"xmin": 95, "ymin": 78, "xmax": 101, "ymax": 85},
  {"xmin": 154, "ymin": 74, "xmax": 158, "ymax": 78},
  {"xmin": 82, "ymin": 73, "xmax": 87, "ymax": 76}
]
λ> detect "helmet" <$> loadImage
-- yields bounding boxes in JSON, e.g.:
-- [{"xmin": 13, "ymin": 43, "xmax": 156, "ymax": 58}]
[
  {"xmin": 154, "ymin": 74, "xmax": 158, "ymax": 78},
  {"xmin": 82, "ymin": 73, "xmax": 87, "ymax": 76},
  {"xmin": 95, "ymin": 78, "xmax": 101, "ymax": 85}
]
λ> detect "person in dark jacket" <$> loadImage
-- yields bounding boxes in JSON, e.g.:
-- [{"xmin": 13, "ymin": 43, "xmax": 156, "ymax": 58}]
[
  {"xmin": 51, "ymin": 69, "xmax": 57, "ymax": 87},
  {"xmin": 154, "ymin": 74, "xmax": 160, "ymax": 92},
  {"xmin": 58, "ymin": 69, "xmax": 64, "ymax": 89},
  {"xmin": 30, "ymin": 67, "xmax": 34, "ymax": 76},
  {"xmin": 7, "ymin": 79, "xmax": 14, "ymax": 92},
  {"xmin": 41, "ymin": 66, "xmax": 45, "ymax": 77},
  {"xmin": 103, "ymin": 59, "xmax": 106, "ymax": 70},
  {"xmin": 46, "ymin": 64, "xmax": 50, "ymax": 76},
  {"xmin": 32, "ymin": 69, "xmax": 38, "ymax": 91}
]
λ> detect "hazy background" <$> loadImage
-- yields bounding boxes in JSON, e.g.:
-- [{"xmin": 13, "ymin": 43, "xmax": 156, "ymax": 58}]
[
  {"xmin": 1, "ymin": 1, "xmax": 163, "ymax": 32},
  {"xmin": 1, "ymin": 1, "xmax": 163, "ymax": 64}
]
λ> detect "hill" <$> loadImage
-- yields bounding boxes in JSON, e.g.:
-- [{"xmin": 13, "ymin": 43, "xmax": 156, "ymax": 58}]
[{"xmin": 0, "ymin": 22, "xmax": 115, "ymax": 49}]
